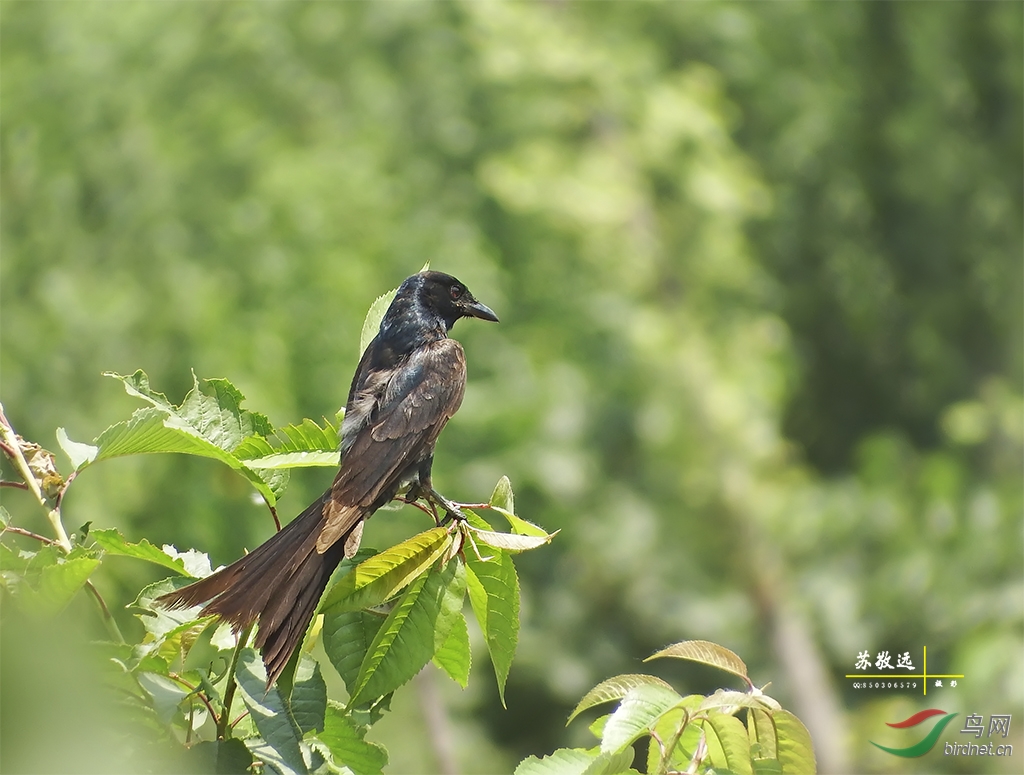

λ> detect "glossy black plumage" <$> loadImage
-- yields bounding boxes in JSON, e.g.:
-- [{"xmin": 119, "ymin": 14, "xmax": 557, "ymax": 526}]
[{"xmin": 158, "ymin": 271, "xmax": 497, "ymax": 686}]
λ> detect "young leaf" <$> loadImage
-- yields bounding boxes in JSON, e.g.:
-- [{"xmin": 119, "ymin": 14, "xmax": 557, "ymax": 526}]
[
  {"xmin": 318, "ymin": 527, "xmax": 451, "ymax": 614},
  {"xmin": 234, "ymin": 649, "xmax": 308, "ymax": 775},
  {"xmin": 322, "ymin": 610, "xmax": 386, "ymax": 697},
  {"xmin": 599, "ymin": 683, "xmax": 682, "ymax": 755},
  {"xmin": 488, "ymin": 477, "xmax": 549, "ymax": 538},
  {"xmin": 359, "ymin": 289, "xmax": 399, "ymax": 355},
  {"xmin": 646, "ymin": 704, "xmax": 702, "ymax": 775},
  {"xmin": 772, "ymin": 710, "xmax": 816, "ymax": 774},
  {"xmin": 432, "ymin": 610, "xmax": 471, "ymax": 688},
  {"xmin": 55, "ymin": 427, "xmax": 98, "ymax": 470},
  {"xmin": 699, "ymin": 689, "xmax": 776, "ymax": 714},
  {"xmin": 468, "ymin": 525, "xmax": 555, "ymax": 553},
  {"xmin": 464, "ymin": 545, "xmax": 519, "ymax": 707},
  {"xmin": 699, "ymin": 711, "xmax": 754, "ymax": 775},
  {"xmin": 317, "ymin": 702, "xmax": 388, "ymax": 775},
  {"xmin": 568, "ymin": 674, "xmax": 676, "ymax": 724},
  {"xmin": 348, "ymin": 558, "xmax": 466, "ymax": 706},
  {"xmin": 644, "ymin": 640, "xmax": 750, "ymax": 685}
]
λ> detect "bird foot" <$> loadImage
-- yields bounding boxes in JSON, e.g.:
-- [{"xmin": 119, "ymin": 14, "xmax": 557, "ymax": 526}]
[{"xmin": 426, "ymin": 488, "xmax": 468, "ymax": 525}]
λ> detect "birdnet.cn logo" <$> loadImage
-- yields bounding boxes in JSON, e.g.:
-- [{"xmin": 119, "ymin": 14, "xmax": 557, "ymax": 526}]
[{"xmin": 869, "ymin": 709, "xmax": 1013, "ymax": 759}]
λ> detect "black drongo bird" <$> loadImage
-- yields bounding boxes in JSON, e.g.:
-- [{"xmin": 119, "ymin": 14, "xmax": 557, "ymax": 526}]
[{"xmin": 158, "ymin": 271, "xmax": 498, "ymax": 686}]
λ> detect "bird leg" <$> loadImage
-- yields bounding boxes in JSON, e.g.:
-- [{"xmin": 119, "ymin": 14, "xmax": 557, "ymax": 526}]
[{"xmin": 425, "ymin": 487, "xmax": 468, "ymax": 525}]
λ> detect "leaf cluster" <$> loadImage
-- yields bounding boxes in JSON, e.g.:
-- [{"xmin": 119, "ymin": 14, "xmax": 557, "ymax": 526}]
[{"xmin": 518, "ymin": 641, "xmax": 815, "ymax": 775}]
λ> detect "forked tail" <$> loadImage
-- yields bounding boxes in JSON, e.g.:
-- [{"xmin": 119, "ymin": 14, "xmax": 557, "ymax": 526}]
[{"xmin": 158, "ymin": 491, "xmax": 350, "ymax": 687}]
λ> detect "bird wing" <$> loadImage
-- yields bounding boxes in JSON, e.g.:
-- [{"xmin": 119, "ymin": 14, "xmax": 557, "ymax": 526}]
[{"xmin": 317, "ymin": 338, "xmax": 467, "ymax": 553}]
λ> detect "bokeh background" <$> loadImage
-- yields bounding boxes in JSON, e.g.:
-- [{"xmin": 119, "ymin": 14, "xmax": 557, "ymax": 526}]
[{"xmin": 1, "ymin": 2, "xmax": 1021, "ymax": 773}]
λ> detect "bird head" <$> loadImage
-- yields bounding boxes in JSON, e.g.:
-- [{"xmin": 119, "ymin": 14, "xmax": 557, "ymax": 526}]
[{"xmin": 414, "ymin": 270, "xmax": 499, "ymax": 330}]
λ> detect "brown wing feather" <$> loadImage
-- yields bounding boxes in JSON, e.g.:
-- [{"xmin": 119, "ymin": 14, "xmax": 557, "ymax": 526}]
[{"xmin": 316, "ymin": 339, "xmax": 467, "ymax": 552}]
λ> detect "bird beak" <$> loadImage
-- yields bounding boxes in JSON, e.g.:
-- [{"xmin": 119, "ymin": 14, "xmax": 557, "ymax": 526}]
[{"xmin": 464, "ymin": 299, "xmax": 499, "ymax": 323}]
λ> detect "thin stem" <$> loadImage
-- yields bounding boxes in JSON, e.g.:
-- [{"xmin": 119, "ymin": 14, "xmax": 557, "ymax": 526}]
[
  {"xmin": 655, "ymin": 712, "xmax": 690, "ymax": 775},
  {"xmin": 168, "ymin": 672, "xmax": 220, "ymax": 725},
  {"xmin": 217, "ymin": 623, "xmax": 254, "ymax": 740},
  {"xmin": 84, "ymin": 580, "xmax": 125, "ymax": 643},
  {"xmin": 0, "ymin": 403, "xmax": 72, "ymax": 551},
  {"xmin": 0, "ymin": 480, "xmax": 29, "ymax": 490},
  {"xmin": 230, "ymin": 711, "xmax": 250, "ymax": 729},
  {"xmin": 2, "ymin": 524, "xmax": 56, "ymax": 544},
  {"xmin": 261, "ymin": 494, "xmax": 282, "ymax": 532}
]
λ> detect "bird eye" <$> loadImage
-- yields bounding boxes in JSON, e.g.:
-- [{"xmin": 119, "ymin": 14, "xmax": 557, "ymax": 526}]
[{"xmin": 449, "ymin": 284, "xmax": 464, "ymax": 300}]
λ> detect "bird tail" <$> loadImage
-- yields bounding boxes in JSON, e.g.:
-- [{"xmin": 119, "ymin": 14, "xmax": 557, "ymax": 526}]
[{"xmin": 157, "ymin": 490, "xmax": 353, "ymax": 688}]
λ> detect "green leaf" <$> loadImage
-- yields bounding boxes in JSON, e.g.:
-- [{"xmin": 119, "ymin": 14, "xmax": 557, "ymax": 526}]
[
  {"xmin": 699, "ymin": 710, "xmax": 753, "ymax": 775},
  {"xmin": 568, "ymin": 674, "xmax": 677, "ymax": 724},
  {"xmin": 747, "ymin": 709, "xmax": 777, "ymax": 761},
  {"xmin": 487, "ymin": 477, "xmax": 549, "ymax": 538},
  {"xmin": 188, "ymin": 739, "xmax": 255, "ymax": 774},
  {"xmin": 92, "ymin": 371, "xmax": 287, "ymax": 503},
  {"xmin": 772, "ymin": 710, "xmax": 816, "ymax": 774},
  {"xmin": 432, "ymin": 610, "xmax": 471, "ymax": 688},
  {"xmin": 514, "ymin": 747, "xmax": 637, "ymax": 775},
  {"xmin": 90, "ymin": 527, "xmax": 191, "ymax": 574},
  {"xmin": 237, "ymin": 418, "xmax": 341, "ymax": 470},
  {"xmin": 349, "ymin": 558, "xmax": 466, "ymax": 705},
  {"xmin": 55, "ymin": 427, "xmax": 98, "ymax": 470},
  {"xmin": 16, "ymin": 556, "xmax": 100, "ymax": 616},
  {"xmin": 289, "ymin": 655, "xmax": 328, "ymax": 735},
  {"xmin": 359, "ymin": 289, "xmax": 399, "ymax": 355},
  {"xmin": 600, "ymin": 684, "xmax": 682, "ymax": 755},
  {"xmin": 645, "ymin": 640, "xmax": 749, "ymax": 684},
  {"xmin": 699, "ymin": 689, "xmax": 777, "ymax": 714},
  {"xmin": 235, "ymin": 648, "xmax": 308, "ymax": 775},
  {"xmin": 646, "ymin": 704, "xmax": 702, "ymax": 775},
  {"xmin": 318, "ymin": 527, "xmax": 451, "ymax": 614},
  {"xmin": 468, "ymin": 524, "xmax": 555, "ymax": 553},
  {"xmin": 317, "ymin": 702, "xmax": 389, "ymax": 775},
  {"xmin": 323, "ymin": 610, "xmax": 386, "ymax": 696},
  {"xmin": 136, "ymin": 671, "xmax": 189, "ymax": 724},
  {"xmin": 464, "ymin": 538, "xmax": 519, "ymax": 707}
]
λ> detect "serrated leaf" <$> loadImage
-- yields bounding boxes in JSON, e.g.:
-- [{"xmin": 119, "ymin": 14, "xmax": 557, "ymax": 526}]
[
  {"xmin": 349, "ymin": 559, "xmax": 466, "ymax": 705},
  {"xmin": 432, "ymin": 610, "xmax": 471, "ymax": 688},
  {"xmin": 469, "ymin": 525, "xmax": 555, "ymax": 553},
  {"xmin": 323, "ymin": 610, "xmax": 386, "ymax": 696},
  {"xmin": 317, "ymin": 703, "xmax": 388, "ymax": 775},
  {"xmin": 55, "ymin": 427, "xmax": 98, "ymax": 470},
  {"xmin": 569, "ymin": 674, "xmax": 676, "ymax": 724},
  {"xmin": 699, "ymin": 711, "xmax": 753, "ymax": 775},
  {"xmin": 95, "ymin": 371, "xmax": 286, "ymax": 503},
  {"xmin": 515, "ymin": 747, "xmax": 636, "ymax": 775},
  {"xmin": 16, "ymin": 556, "xmax": 100, "ymax": 616},
  {"xmin": 90, "ymin": 527, "xmax": 190, "ymax": 574},
  {"xmin": 238, "ymin": 418, "xmax": 341, "ymax": 470},
  {"xmin": 235, "ymin": 649, "xmax": 308, "ymax": 775},
  {"xmin": 600, "ymin": 684, "xmax": 682, "ymax": 755},
  {"xmin": 318, "ymin": 527, "xmax": 451, "ymax": 614},
  {"xmin": 645, "ymin": 640, "xmax": 749, "ymax": 683},
  {"xmin": 161, "ymin": 544, "xmax": 215, "ymax": 578},
  {"xmin": 464, "ymin": 537, "xmax": 519, "ymax": 707},
  {"xmin": 773, "ymin": 710, "xmax": 816, "ymax": 774},
  {"xmin": 359, "ymin": 289, "xmax": 399, "ymax": 355}
]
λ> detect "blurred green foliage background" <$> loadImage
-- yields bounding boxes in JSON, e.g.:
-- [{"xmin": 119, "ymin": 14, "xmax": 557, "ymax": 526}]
[{"xmin": 1, "ymin": 2, "xmax": 1021, "ymax": 773}]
